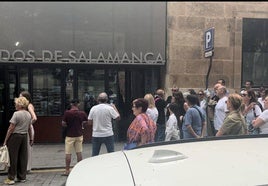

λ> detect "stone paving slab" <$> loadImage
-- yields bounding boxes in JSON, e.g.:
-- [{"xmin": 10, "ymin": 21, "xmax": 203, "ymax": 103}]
[
  {"xmin": 32, "ymin": 142, "xmax": 125, "ymax": 169},
  {"xmin": 0, "ymin": 142, "xmax": 125, "ymax": 185}
]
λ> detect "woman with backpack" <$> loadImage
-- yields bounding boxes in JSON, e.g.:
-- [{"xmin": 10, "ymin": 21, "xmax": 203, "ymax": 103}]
[{"xmin": 241, "ymin": 89, "xmax": 262, "ymax": 134}]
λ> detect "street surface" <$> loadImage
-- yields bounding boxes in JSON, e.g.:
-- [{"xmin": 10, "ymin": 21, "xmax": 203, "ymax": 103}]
[{"xmin": 0, "ymin": 142, "xmax": 125, "ymax": 186}]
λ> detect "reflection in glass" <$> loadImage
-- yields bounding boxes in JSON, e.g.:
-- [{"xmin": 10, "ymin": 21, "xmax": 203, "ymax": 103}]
[
  {"xmin": 19, "ymin": 68, "xmax": 28, "ymax": 92},
  {"xmin": 242, "ymin": 18, "xmax": 268, "ymax": 87},
  {"xmin": 78, "ymin": 69, "xmax": 104, "ymax": 114},
  {"xmin": 107, "ymin": 70, "xmax": 118, "ymax": 105},
  {"xmin": 65, "ymin": 69, "xmax": 74, "ymax": 110},
  {"xmin": 32, "ymin": 68, "xmax": 61, "ymax": 116}
]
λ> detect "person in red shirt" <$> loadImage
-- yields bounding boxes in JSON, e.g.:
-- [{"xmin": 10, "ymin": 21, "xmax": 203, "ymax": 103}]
[{"xmin": 62, "ymin": 99, "xmax": 88, "ymax": 176}]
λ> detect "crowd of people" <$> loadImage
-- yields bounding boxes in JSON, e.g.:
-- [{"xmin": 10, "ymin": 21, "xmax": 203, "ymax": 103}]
[
  {"xmin": 2, "ymin": 80, "xmax": 268, "ymax": 184},
  {"xmin": 122, "ymin": 79, "xmax": 268, "ymax": 150}
]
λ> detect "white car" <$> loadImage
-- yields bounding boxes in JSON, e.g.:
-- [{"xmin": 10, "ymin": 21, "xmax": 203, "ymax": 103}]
[{"xmin": 66, "ymin": 135, "xmax": 268, "ymax": 186}]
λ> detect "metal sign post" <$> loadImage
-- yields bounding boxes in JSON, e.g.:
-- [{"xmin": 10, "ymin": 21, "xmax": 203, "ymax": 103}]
[
  {"xmin": 204, "ymin": 27, "xmax": 215, "ymax": 90},
  {"xmin": 204, "ymin": 28, "xmax": 214, "ymax": 137}
]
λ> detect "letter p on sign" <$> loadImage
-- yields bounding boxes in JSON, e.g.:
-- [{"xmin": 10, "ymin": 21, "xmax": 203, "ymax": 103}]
[{"xmin": 204, "ymin": 28, "xmax": 214, "ymax": 52}]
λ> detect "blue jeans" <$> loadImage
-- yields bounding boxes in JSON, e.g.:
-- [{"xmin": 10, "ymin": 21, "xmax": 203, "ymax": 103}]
[
  {"xmin": 92, "ymin": 135, "xmax": 114, "ymax": 156},
  {"xmin": 155, "ymin": 124, "xmax": 166, "ymax": 142}
]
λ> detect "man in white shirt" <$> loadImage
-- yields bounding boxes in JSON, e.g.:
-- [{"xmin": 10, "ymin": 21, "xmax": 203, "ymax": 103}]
[
  {"xmin": 88, "ymin": 92, "xmax": 120, "ymax": 156},
  {"xmin": 213, "ymin": 85, "xmax": 228, "ymax": 135}
]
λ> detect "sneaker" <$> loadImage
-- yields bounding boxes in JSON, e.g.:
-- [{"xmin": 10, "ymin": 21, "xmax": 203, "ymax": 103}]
[
  {"xmin": 17, "ymin": 179, "xmax": 26, "ymax": 183},
  {"xmin": 4, "ymin": 178, "xmax": 15, "ymax": 185}
]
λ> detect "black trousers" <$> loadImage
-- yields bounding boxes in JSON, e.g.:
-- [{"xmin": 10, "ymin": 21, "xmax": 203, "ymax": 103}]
[{"xmin": 7, "ymin": 133, "xmax": 28, "ymax": 180}]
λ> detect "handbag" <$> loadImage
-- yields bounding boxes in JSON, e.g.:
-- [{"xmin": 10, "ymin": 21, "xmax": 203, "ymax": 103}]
[
  {"xmin": 123, "ymin": 142, "xmax": 137, "ymax": 150},
  {"xmin": 0, "ymin": 145, "xmax": 10, "ymax": 170}
]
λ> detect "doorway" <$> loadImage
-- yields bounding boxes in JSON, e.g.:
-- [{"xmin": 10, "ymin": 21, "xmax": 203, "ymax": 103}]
[{"xmin": 0, "ymin": 66, "xmax": 20, "ymax": 142}]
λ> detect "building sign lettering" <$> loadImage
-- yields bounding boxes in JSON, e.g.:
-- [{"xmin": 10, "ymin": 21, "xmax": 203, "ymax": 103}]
[{"xmin": 0, "ymin": 49, "xmax": 165, "ymax": 65}]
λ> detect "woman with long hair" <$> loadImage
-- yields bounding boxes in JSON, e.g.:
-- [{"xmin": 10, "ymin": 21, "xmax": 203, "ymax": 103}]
[
  {"xmin": 19, "ymin": 91, "xmax": 37, "ymax": 173},
  {"xmin": 241, "ymin": 89, "xmax": 262, "ymax": 134},
  {"xmin": 144, "ymin": 93, "xmax": 158, "ymax": 124},
  {"xmin": 171, "ymin": 91, "xmax": 186, "ymax": 139}
]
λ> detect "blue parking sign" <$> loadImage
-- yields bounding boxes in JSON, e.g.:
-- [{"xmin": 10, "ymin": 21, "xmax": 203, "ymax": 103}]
[{"xmin": 204, "ymin": 28, "xmax": 214, "ymax": 52}]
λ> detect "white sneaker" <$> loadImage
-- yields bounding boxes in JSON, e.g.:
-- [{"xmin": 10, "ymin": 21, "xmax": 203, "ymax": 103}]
[
  {"xmin": 17, "ymin": 179, "xmax": 26, "ymax": 183},
  {"xmin": 4, "ymin": 178, "xmax": 15, "ymax": 185}
]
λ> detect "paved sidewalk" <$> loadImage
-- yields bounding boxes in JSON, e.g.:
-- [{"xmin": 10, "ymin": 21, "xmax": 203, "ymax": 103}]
[
  {"xmin": 32, "ymin": 142, "xmax": 125, "ymax": 169},
  {"xmin": 0, "ymin": 142, "xmax": 125, "ymax": 186}
]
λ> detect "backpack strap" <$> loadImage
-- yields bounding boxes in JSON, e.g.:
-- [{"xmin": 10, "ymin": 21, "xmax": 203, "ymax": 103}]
[
  {"xmin": 192, "ymin": 106, "xmax": 203, "ymax": 121},
  {"xmin": 192, "ymin": 106, "xmax": 204, "ymax": 133}
]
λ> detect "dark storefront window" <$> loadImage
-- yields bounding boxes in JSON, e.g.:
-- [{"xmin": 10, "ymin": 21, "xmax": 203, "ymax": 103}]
[
  {"xmin": 32, "ymin": 68, "xmax": 61, "ymax": 116},
  {"xmin": 78, "ymin": 69, "xmax": 104, "ymax": 114},
  {"xmin": 65, "ymin": 68, "xmax": 74, "ymax": 109},
  {"xmin": 19, "ymin": 68, "xmax": 29, "ymax": 91},
  {"xmin": 107, "ymin": 70, "xmax": 119, "ymax": 105},
  {"xmin": 242, "ymin": 18, "xmax": 268, "ymax": 87}
]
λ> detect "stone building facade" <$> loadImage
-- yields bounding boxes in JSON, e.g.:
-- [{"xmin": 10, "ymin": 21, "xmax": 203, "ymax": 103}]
[{"xmin": 165, "ymin": 2, "xmax": 268, "ymax": 94}]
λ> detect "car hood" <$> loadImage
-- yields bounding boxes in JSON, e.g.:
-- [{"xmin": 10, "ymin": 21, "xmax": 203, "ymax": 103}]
[
  {"xmin": 66, "ymin": 152, "xmax": 134, "ymax": 186},
  {"xmin": 124, "ymin": 137, "xmax": 268, "ymax": 186},
  {"xmin": 66, "ymin": 137, "xmax": 268, "ymax": 186}
]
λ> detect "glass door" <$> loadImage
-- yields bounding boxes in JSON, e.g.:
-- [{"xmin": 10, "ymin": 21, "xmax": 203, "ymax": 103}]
[
  {"xmin": 77, "ymin": 69, "xmax": 104, "ymax": 115},
  {"xmin": 0, "ymin": 67, "xmax": 6, "ymax": 143},
  {"xmin": 7, "ymin": 71, "xmax": 18, "ymax": 123},
  {"xmin": 0, "ymin": 67, "xmax": 19, "ymax": 143}
]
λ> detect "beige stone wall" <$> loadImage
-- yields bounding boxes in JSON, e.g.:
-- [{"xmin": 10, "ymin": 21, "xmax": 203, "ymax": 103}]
[{"xmin": 166, "ymin": 2, "xmax": 268, "ymax": 95}]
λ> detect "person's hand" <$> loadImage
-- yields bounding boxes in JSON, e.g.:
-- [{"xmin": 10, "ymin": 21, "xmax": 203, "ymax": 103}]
[
  {"xmin": 249, "ymin": 102, "xmax": 256, "ymax": 110},
  {"xmin": 30, "ymin": 139, "xmax": 34, "ymax": 146},
  {"xmin": 252, "ymin": 119, "xmax": 256, "ymax": 126}
]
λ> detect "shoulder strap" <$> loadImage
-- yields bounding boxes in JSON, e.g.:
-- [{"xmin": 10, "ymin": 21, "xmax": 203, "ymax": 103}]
[
  {"xmin": 256, "ymin": 101, "xmax": 263, "ymax": 112},
  {"xmin": 192, "ymin": 106, "xmax": 204, "ymax": 135},
  {"xmin": 253, "ymin": 104, "xmax": 257, "ymax": 118},
  {"xmin": 192, "ymin": 106, "xmax": 203, "ymax": 120}
]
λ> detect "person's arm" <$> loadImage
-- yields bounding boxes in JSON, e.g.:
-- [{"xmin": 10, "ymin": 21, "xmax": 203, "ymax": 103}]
[
  {"xmin": 111, "ymin": 104, "xmax": 121, "ymax": 121},
  {"xmin": 201, "ymin": 121, "xmax": 206, "ymax": 137},
  {"xmin": 82, "ymin": 120, "xmax": 88, "ymax": 129},
  {"xmin": 186, "ymin": 125, "xmax": 200, "ymax": 138},
  {"xmin": 3, "ymin": 123, "xmax": 15, "ymax": 146},
  {"xmin": 165, "ymin": 118, "xmax": 172, "ymax": 140},
  {"xmin": 29, "ymin": 124, "xmax": 34, "ymax": 146},
  {"xmin": 88, "ymin": 119, "xmax": 93, "ymax": 126},
  {"xmin": 62, "ymin": 121, "xmax": 67, "ymax": 127},
  {"xmin": 216, "ymin": 129, "xmax": 224, "ymax": 137},
  {"xmin": 140, "ymin": 134, "xmax": 148, "ymax": 146},
  {"xmin": 252, "ymin": 117, "xmax": 265, "ymax": 128},
  {"xmin": 243, "ymin": 102, "xmax": 255, "ymax": 116},
  {"xmin": 28, "ymin": 104, "xmax": 37, "ymax": 124},
  {"xmin": 216, "ymin": 117, "xmax": 230, "ymax": 137}
]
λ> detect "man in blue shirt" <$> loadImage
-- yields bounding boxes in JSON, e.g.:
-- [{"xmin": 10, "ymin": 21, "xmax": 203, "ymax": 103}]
[{"xmin": 183, "ymin": 94, "xmax": 206, "ymax": 139}]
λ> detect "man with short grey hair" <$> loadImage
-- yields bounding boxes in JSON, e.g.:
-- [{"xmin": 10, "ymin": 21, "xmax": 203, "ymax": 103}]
[
  {"xmin": 213, "ymin": 85, "xmax": 228, "ymax": 135},
  {"xmin": 88, "ymin": 92, "xmax": 120, "ymax": 156}
]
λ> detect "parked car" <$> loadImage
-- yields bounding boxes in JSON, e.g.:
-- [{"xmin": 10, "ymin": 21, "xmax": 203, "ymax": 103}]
[{"xmin": 66, "ymin": 134, "xmax": 268, "ymax": 186}]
